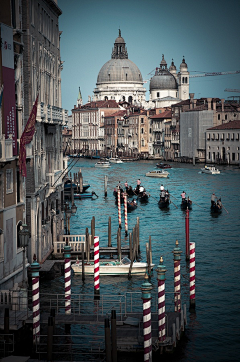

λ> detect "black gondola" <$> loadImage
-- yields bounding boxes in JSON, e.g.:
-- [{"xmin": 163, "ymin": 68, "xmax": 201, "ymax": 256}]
[
  {"xmin": 181, "ymin": 198, "xmax": 192, "ymax": 210},
  {"xmin": 211, "ymin": 202, "xmax": 222, "ymax": 214},
  {"xmin": 127, "ymin": 200, "xmax": 138, "ymax": 211},
  {"xmin": 64, "ymin": 180, "xmax": 90, "ymax": 193},
  {"xmin": 134, "ymin": 186, "xmax": 149, "ymax": 202},
  {"xmin": 158, "ymin": 196, "xmax": 170, "ymax": 209}
]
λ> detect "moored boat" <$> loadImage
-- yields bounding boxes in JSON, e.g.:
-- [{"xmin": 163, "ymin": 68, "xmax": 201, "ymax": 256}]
[
  {"xmin": 74, "ymin": 191, "xmax": 98, "ymax": 199},
  {"xmin": 71, "ymin": 256, "xmax": 154, "ymax": 276},
  {"xmin": 64, "ymin": 180, "xmax": 90, "ymax": 193},
  {"xmin": 201, "ymin": 165, "xmax": 220, "ymax": 174},
  {"xmin": 146, "ymin": 170, "xmax": 169, "ymax": 178}
]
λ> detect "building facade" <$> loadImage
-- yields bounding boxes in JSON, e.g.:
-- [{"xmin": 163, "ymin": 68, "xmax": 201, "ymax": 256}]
[{"xmin": 206, "ymin": 120, "xmax": 240, "ymax": 165}]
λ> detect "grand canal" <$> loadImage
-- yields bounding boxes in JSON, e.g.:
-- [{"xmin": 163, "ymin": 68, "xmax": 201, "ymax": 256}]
[{"xmin": 41, "ymin": 159, "xmax": 240, "ymax": 361}]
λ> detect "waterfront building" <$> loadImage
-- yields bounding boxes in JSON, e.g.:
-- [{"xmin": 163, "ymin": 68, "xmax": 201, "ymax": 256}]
[
  {"xmin": 179, "ymin": 97, "xmax": 240, "ymax": 162},
  {"xmin": 93, "ymin": 30, "xmax": 146, "ymax": 105},
  {"xmin": 72, "ymin": 100, "xmax": 120, "ymax": 157},
  {"xmin": 0, "ymin": 0, "xmax": 26, "ymax": 290},
  {"xmin": 62, "ymin": 127, "xmax": 72, "ymax": 156},
  {"xmin": 149, "ymin": 109, "xmax": 171, "ymax": 159},
  {"xmin": 20, "ymin": 0, "xmax": 67, "ymax": 270},
  {"xmin": 206, "ymin": 120, "xmax": 240, "ymax": 165},
  {"xmin": 104, "ymin": 110, "xmax": 127, "ymax": 157}
]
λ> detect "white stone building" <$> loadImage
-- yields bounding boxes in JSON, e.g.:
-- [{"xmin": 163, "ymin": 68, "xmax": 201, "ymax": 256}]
[{"xmin": 93, "ymin": 30, "xmax": 146, "ymax": 105}]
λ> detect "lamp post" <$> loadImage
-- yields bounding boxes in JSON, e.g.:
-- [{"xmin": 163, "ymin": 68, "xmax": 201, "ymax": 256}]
[{"xmin": 19, "ymin": 223, "xmax": 29, "ymax": 288}]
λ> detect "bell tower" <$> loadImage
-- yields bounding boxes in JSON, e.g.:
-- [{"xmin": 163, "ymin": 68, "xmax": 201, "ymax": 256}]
[{"xmin": 178, "ymin": 57, "xmax": 189, "ymax": 100}]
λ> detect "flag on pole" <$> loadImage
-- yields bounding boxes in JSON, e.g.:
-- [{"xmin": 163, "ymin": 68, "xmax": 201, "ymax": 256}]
[
  {"xmin": 19, "ymin": 94, "xmax": 39, "ymax": 177},
  {"xmin": 0, "ymin": 84, "xmax": 4, "ymax": 108}
]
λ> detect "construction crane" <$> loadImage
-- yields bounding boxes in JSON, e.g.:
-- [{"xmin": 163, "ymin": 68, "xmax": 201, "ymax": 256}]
[
  {"xmin": 143, "ymin": 70, "xmax": 240, "ymax": 83},
  {"xmin": 224, "ymin": 88, "xmax": 240, "ymax": 92},
  {"xmin": 190, "ymin": 70, "xmax": 240, "ymax": 78}
]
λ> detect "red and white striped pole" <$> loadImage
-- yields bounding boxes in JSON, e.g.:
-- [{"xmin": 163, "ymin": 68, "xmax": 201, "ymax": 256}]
[
  {"xmin": 141, "ymin": 274, "xmax": 153, "ymax": 362},
  {"xmin": 173, "ymin": 240, "xmax": 182, "ymax": 312},
  {"xmin": 156, "ymin": 256, "xmax": 167, "ymax": 342},
  {"xmin": 189, "ymin": 242, "xmax": 196, "ymax": 310},
  {"xmin": 117, "ymin": 189, "xmax": 121, "ymax": 229},
  {"xmin": 94, "ymin": 236, "xmax": 100, "ymax": 297},
  {"xmin": 185, "ymin": 208, "xmax": 190, "ymax": 261},
  {"xmin": 31, "ymin": 254, "xmax": 40, "ymax": 344},
  {"xmin": 64, "ymin": 243, "xmax": 72, "ymax": 315},
  {"xmin": 124, "ymin": 193, "xmax": 128, "ymax": 237}
]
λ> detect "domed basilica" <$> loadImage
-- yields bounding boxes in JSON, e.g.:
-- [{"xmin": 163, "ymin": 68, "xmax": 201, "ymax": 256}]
[
  {"xmin": 93, "ymin": 30, "xmax": 146, "ymax": 104},
  {"xmin": 93, "ymin": 30, "xmax": 190, "ymax": 108}
]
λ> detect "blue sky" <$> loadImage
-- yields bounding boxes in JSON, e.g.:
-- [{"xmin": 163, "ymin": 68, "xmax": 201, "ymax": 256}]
[{"xmin": 58, "ymin": 0, "xmax": 240, "ymax": 113}]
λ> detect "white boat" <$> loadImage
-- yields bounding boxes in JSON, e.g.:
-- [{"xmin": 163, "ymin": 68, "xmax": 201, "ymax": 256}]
[
  {"xmin": 109, "ymin": 157, "xmax": 123, "ymax": 164},
  {"xmin": 95, "ymin": 161, "xmax": 111, "ymax": 168},
  {"xmin": 201, "ymin": 165, "xmax": 220, "ymax": 174},
  {"xmin": 146, "ymin": 170, "xmax": 169, "ymax": 178},
  {"xmin": 71, "ymin": 257, "xmax": 154, "ymax": 276}
]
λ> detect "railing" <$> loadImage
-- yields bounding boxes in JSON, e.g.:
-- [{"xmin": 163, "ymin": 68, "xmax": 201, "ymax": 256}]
[{"xmin": 53, "ymin": 235, "xmax": 92, "ymax": 254}]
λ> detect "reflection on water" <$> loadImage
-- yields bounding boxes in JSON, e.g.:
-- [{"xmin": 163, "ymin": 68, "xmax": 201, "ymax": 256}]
[{"xmin": 40, "ymin": 160, "xmax": 240, "ymax": 361}]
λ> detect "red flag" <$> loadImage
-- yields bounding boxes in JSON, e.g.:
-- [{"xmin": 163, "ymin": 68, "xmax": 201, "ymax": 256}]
[{"xmin": 19, "ymin": 95, "xmax": 39, "ymax": 177}]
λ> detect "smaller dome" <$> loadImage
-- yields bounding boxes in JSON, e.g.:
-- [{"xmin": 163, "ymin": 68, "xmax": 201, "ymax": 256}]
[
  {"xmin": 180, "ymin": 57, "xmax": 188, "ymax": 69},
  {"xmin": 169, "ymin": 59, "xmax": 176, "ymax": 71},
  {"xmin": 150, "ymin": 70, "xmax": 178, "ymax": 90}
]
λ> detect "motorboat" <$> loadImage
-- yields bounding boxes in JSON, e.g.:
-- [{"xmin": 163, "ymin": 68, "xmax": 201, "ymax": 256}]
[
  {"xmin": 109, "ymin": 157, "xmax": 123, "ymax": 164},
  {"xmin": 156, "ymin": 163, "xmax": 172, "ymax": 169},
  {"xmin": 95, "ymin": 160, "xmax": 111, "ymax": 168},
  {"xmin": 146, "ymin": 170, "xmax": 169, "ymax": 178},
  {"xmin": 71, "ymin": 256, "xmax": 154, "ymax": 276},
  {"xmin": 201, "ymin": 165, "xmax": 220, "ymax": 174}
]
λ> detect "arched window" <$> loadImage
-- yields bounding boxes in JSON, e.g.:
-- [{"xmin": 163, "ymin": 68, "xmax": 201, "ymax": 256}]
[
  {"xmin": 17, "ymin": 221, "xmax": 22, "ymax": 248},
  {"xmin": 157, "ymin": 92, "xmax": 160, "ymax": 97},
  {"xmin": 108, "ymin": 74, "xmax": 110, "ymax": 81},
  {"xmin": 105, "ymin": 96, "xmax": 108, "ymax": 101},
  {"xmin": 141, "ymin": 139, "xmax": 144, "ymax": 146},
  {"xmin": 185, "ymin": 77, "xmax": 188, "ymax": 83},
  {"xmin": 141, "ymin": 128, "xmax": 144, "ymax": 134},
  {"xmin": 122, "ymin": 96, "xmax": 125, "ymax": 101},
  {"xmin": 128, "ymin": 96, "xmax": 132, "ymax": 104},
  {"xmin": 182, "ymin": 77, "xmax": 185, "ymax": 84},
  {"xmin": 126, "ymin": 73, "xmax": 128, "ymax": 80}
]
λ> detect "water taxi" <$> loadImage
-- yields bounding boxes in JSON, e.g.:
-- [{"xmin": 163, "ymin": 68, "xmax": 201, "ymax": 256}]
[
  {"xmin": 201, "ymin": 165, "xmax": 220, "ymax": 174},
  {"xmin": 146, "ymin": 170, "xmax": 169, "ymax": 178}
]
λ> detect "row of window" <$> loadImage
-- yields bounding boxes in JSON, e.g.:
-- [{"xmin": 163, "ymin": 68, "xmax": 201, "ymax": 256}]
[
  {"xmin": 207, "ymin": 133, "xmax": 239, "ymax": 141},
  {"xmin": 208, "ymin": 152, "xmax": 239, "ymax": 161}
]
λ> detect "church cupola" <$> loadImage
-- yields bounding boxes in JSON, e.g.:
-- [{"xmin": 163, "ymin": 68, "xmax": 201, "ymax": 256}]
[
  {"xmin": 159, "ymin": 54, "xmax": 167, "ymax": 70},
  {"xmin": 111, "ymin": 29, "xmax": 128, "ymax": 59}
]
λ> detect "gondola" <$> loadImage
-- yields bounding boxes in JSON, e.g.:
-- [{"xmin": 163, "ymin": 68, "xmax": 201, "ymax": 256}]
[
  {"xmin": 158, "ymin": 196, "xmax": 170, "ymax": 209},
  {"xmin": 211, "ymin": 202, "xmax": 222, "ymax": 214},
  {"xmin": 181, "ymin": 198, "xmax": 192, "ymax": 210},
  {"xmin": 113, "ymin": 189, "xmax": 125, "ymax": 203},
  {"xmin": 127, "ymin": 200, "xmax": 138, "ymax": 211},
  {"xmin": 134, "ymin": 186, "xmax": 149, "ymax": 203}
]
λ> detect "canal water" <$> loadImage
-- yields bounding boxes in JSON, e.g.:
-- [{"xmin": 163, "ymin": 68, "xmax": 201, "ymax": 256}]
[{"xmin": 41, "ymin": 159, "xmax": 240, "ymax": 361}]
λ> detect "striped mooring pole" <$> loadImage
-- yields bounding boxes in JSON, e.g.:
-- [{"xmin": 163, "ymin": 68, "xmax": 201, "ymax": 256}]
[
  {"xmin": 173, "ymin": 240, "xmax": 182, "ymax": 312},
  {"xmin": 185, "ymin": 208, "xmax": 190, "ymax": 260},
  {"xmin": 189, "ymin": 242, "xmax": 196, "ymax": 310},
  {"xmin": 124, "ymin": 193, "xmax": 128, "ymax": 237},
  {"xmin": 141, "ymin": 274, "xmax": 153, "ymax": 362},
  {"xmin": 31, "ymin": 254, "xmax": 40, "ymax": 344},
  {"xmin": 94, "ymin": 236, "xmax": 100, "ymax": 297},
  {"xmin": 156, "ymin": 256, "xmax": 167, "ymax": 343},
  {"xmin": 117, "ymin": 188, "xmax": 121, "ymax": 228},
  {"xmin": 64, "ymin": 242, "xmax": 72, "ymax": 315}
]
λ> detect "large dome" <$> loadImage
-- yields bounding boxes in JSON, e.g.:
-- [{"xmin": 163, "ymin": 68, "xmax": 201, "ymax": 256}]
[
  {"xmin": 150, "ymin": 71, "xmax": 178, "ymax": 90},
  {"xmin": 97, "ymin": 58, "xmax": 143, "ymax": 84}
]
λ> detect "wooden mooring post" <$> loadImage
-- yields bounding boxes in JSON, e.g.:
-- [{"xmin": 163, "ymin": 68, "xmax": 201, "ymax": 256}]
[
  {"xmin": 105, "ymin": 317, "xmax": 111, "ymax": 362},
  {"xmin": 108, "ymin": 216, "xmax": 111, "ymax": 247},
  {"xmin": 111, "ymin": 309, "xmax": 117, "ymax": 362},
  {"xmin": 104, "ymin": 175, "xmax": 108, "ymax": 197}
]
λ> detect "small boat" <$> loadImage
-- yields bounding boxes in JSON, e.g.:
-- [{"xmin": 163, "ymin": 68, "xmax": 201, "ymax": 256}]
[
  {"xmin": 95, "ymin": 160, "xmax": 111, "ymax": 168},
  {"xmin": 146, "ymin": 170, "xmax": 169, "ymax": 178},
  {"xmin": 71, "ymin": 257, "xmax": 154, "ymax": 276},
  {"xmin": 156, "ymin": 163, "xmax": 172, "ymax": 169},
  {"xmin": 109, "ymin": 157, "xmax": 123, "ymax": 164},
  {"xmin": 181, "ymin": 198, "xmax": 192, "ymax": 210},
  {"xmin": 74, "ymin": 191, "xmax": 98, "ymax": 199},
  {"xmin": 127, "ymin": 199, "xmax": 138, "ymax": 211},
  {"xmin": 158, "ymin": 195, "xmax": 170, "ymax": 209},
  {"xmin": 211, "ymin": 202, "xmax": 222, "ymax": 214},
  {"xmin": 134, "ymin": 186, "xmax": 149, "ymax": 202},
  {"xmin": 201, "ymin": 165, "xmax": 220, "ymax": 174},
  {"xmin": 64, "ymin": 180, "xmax": 90, "ymax": 193}
]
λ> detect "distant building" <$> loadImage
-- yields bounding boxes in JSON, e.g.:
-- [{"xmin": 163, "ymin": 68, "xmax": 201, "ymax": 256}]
[
  {"xmin": 93, "ymin": 30, "xmax": 146, "ymax": 105},
  {"xmin": 148, "ymin": 55, "xmax": 190, "ymax": 108},
  {"xmin": 206, "ymin": 120, "xmax": 240, "ymax": 165}
]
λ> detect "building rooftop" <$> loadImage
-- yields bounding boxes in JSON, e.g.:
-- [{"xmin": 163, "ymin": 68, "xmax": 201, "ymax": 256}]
[{"xmin": 207, "ymin": 120, "xmax": 240, "ymax": 130}]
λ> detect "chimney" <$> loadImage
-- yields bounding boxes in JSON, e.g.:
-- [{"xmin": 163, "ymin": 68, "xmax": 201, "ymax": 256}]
[
  {"xmin": 221, "ymin": 99, "xmax": 224, "ymax": 112},
  {"xmin": 74, "ymin": 105, "xmax": 76, "ymax": 109},
  {"xmin": 193, "ymin": 99, "xmax": 197, "ymax": 109},
  {"xmin": 190, "ymin": 93, "xmax": 194, "ymax": 109},
  {"xmin": 207, "ymin": 98, "xmax": 212, "ymax": 110},
  {"xmin": 213, "ymin": 99, "xmax": 216, "ymax": 111}
]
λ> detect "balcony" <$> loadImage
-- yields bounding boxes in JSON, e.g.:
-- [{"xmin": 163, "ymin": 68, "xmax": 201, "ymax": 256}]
[
  {"xmin": 38, "ymin": 103, "xmax": 68, "ymax": 125},
  {"xmin": 0, "ymin": 135, "xmax": 14, "ymax": 162},
  {"xmin": 153, "ymin": 141, "xmax": 164, "ymax": 147}
]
